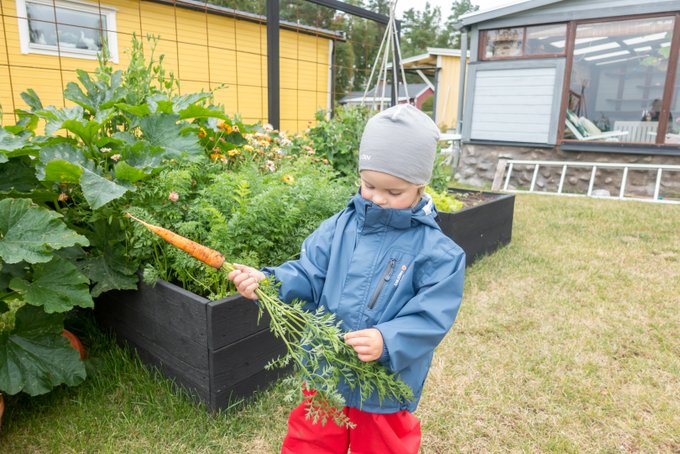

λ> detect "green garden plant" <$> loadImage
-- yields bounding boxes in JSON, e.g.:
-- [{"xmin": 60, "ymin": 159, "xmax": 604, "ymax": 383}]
[
  {"xmin": 0, "ymin": 35, "xmax": 229, "ymax": 397},
  {"xmin": 127, "ymin": 150, "xmax": 355, "ymax": 299}
]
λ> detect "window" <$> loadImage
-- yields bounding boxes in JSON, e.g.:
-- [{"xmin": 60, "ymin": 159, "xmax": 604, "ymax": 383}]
[
  {"xmin": 563, "ymin": 16, "xmax": 675, "ymax": 144},
  {"xmin": 481, "ymin": 23, "xmax": 567, "ymax": 60},
  {"xmin": 16, "ymin": 0, "xmax": 118, "ymax": 62}
]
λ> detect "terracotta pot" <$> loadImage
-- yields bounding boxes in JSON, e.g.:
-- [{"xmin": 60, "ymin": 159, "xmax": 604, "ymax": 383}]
[{"xmin": 62, "ymin": 329, "xmax": 86, "ymax": 360}]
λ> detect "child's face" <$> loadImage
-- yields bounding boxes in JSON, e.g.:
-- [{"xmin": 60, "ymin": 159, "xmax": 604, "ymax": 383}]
[{"xmin": 360, "ymin": 170, "xmax": 421, "ymax": 210}]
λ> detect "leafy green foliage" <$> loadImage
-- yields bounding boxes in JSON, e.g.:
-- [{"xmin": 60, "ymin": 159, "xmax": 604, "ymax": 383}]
[
  {"xmin": 0, "ymin": 34, "xmax": 231, "ymax": 397},
  {"xmin": 426, "ymin": 186, "xmax": 463, "ymax": 213},
  {"xmin": 244, "ymin": 273, "xmax": 413, "ymax": 428},
  {"xmin": 0, "ymin": 305, "xmax": 86, "ymax": 395},
  {"xmin": 0, "ymin": 198, "xmax": 89, "ymax": 264},
  {"xmin": 128, "ymin": 153, "xmax": 355, "ymax": 299},
  {"xmin": 9, "ymin": 255, "xmax": 93, "ymax": 314},
  {"xmin": 305, "ymin": 106, "xmax": 370, "ymax": 179}
]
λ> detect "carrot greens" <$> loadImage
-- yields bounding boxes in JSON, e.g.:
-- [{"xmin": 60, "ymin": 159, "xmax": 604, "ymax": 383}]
[{"xmin": 127, "ymin": 215, "xmax": 413, "ymax": 428}]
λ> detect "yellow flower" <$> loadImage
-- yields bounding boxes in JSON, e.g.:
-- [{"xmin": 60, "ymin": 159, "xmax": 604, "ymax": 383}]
[
  {"xmin": 227, "ymin": 149, "xmax": 240, "ymax": 157},
  {"xmin": 282, "ymin": 174, "xmax": 295, "ymax": 184},
  {"xmin": 243, "ymin": 145, "xmax": 254, "ymax": 152},
  {"xmin": 198, "ymin": 128, "xmax": 207, "ymax": 138}
]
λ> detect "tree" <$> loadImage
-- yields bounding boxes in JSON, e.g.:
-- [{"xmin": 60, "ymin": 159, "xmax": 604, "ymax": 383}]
[
  {"xmin": 399, "ymin": 2, "xmax": 444, "ymax": 58},
  {"xmin": 444, "ymin": 0, "xmax": 480, "ymax": 48}
]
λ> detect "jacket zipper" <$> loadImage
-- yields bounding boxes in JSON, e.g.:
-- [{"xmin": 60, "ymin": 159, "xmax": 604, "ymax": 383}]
[{"xmin": 368, "ymin": 258, "xmax": 397, "ymax": 309}]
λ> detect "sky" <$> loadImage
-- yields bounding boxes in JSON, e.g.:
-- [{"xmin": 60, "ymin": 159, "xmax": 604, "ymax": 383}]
[{"xmin": 394, "ymin": 0, "xmax": 530, "ymax": 19}]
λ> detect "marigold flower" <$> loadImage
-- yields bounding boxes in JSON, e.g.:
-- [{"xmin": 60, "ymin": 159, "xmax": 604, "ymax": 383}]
[
  {"xmin": 227, "ymin": 149, "xmax": 240, "ymax": 157},
  {"xmin": 198, "ymin": 128, "xmax": 207, "ymax": 138},
  {"xmin": 243, "ymin": 145, "xmax": 254, "ymax": 152},
  {"xmin": 110, "ymin": 154, "xmax": 122, "ymax": 161},
  {"xmin": 210, "ymin": 152, "xmax": 227, "ymax": 162},
  {"xmin": 218, "ymin": 122, "xmax": 233, "ymax": 134},
  {"xmin": 232, "ymin": 125, "xmax": 240, "ymax": 132},
  {"xmin": 282, "ymin": 174, "xmax": 295, "ymax": 184}
]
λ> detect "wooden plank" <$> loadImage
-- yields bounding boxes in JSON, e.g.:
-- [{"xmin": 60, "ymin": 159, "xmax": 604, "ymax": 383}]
[
  {"xmin": 95, "ymin": 287, "xmax": 210, "ymax": 374},
  {"xmin": 210, "ymin": 329, "xmax": 287, "ymax": 397},
  {"xmin": 118, "ymin": 333, "xmax": 211, "ymax": 403},
  {"xmin": 209, "ymin": 365, "xmax": 290, "ymax": 411},
  {"xmin": 207, "ymin": 294, "xmax": 271, "ymax": 350}
]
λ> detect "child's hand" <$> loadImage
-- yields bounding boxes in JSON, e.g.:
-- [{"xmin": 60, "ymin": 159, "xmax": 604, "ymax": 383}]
[
  {"xmin": 228, "ymin": 264, "xmax": 266, "ymax": 300},
  {"xmin": 344, "ymin": 328, "xmax": 384, "ymax": 362}
]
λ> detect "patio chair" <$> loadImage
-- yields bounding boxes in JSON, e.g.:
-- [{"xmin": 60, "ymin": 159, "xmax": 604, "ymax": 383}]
[
  {"xmin": 565, "ymin": 111, "xmax": 629, "ymax": 141},
  {"xmin": 612, "ymin": 121, "xmax": 657, "ymax": 143}
]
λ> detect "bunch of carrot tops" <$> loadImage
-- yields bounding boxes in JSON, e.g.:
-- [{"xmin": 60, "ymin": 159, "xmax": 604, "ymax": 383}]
[{"xmin": 127, "ymin": 214, "xmax": 413, "ymax": 428}]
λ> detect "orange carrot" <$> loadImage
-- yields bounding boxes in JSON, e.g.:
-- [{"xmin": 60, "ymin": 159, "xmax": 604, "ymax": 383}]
[{"xmin": 126, "ymin": 213, "xmax": 225, "ymax": 269}]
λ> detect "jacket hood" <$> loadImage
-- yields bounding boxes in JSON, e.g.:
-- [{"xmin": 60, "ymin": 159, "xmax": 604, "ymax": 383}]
[{"xmin": 350, "ymin": 190, "xmax": 440, "ymax": 231}]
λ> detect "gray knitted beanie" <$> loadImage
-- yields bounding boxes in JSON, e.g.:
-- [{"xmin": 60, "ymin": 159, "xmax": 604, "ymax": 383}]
[{"xmin": 358, "ymin": 104, "xmax": 440, "ymax": 185}]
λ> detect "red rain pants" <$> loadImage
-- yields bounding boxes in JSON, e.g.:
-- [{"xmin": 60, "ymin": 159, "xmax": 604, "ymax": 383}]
[{"xmin": 281, "ymin": 391, "xmax": 421, "ymax": 454}]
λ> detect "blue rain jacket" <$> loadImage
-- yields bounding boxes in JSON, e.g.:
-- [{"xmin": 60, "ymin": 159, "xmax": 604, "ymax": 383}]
[{"xmin": 266, "ymin": 191, "xmax": 465, "ymax": 413}]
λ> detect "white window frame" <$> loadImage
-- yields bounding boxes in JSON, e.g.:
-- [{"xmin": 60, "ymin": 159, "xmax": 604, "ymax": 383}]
[{"xmin": 16, "ymin": 0, "xmax": 118, "ymax": 63}]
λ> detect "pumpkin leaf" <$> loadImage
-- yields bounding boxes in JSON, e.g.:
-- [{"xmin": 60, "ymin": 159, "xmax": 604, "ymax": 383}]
[
  {"xmin": 9, "ymin": 255, "xmax": 94, "ymax": 313},
  {"xmin": 0, "ymin": 157, "xmax": 41, "ymax": 193},
  {"xmin": 0, "ymin": 198, "xmax": 89, "ymax": 264},
  {"xmin": 38, "ymin": 142, "xmax": 132, "ymax": 209},
  {"xmin": 79, "ymin": 169, "xmax": 132, "ymax": 210},
  {"xmin": 0, "ymin": 304, "xmax": 86, "ymax": 396},
  {"xmin": 77, "ymin": 219, "xmax": 138, "ymax": 297},
  {"xmin": 136, "ymin": 113, "xmax": 201, "ymax": 158},
  {"xmin": 177, "ymin": 104, "xmax": 228, "ymax": 121}
]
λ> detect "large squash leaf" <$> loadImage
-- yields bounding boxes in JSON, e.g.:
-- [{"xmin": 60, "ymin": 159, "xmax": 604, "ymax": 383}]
[
  {"xmin": 0, "ymin": 128, "xmax": 31, "ymax": 163},
  {"xmin": 64, "ymin": 69, "xmax": 125, "ymax": 112},
  {"xmin": 0, "ymin": 157, "xmax": 41, "ymax": 193},
  {"xmin": 38, "ymin": 142, "xmax": 132, "ymax": 209},
  {"xmin": 136, "ymin": 113, "xmax": 201, "ymax": 158},
  {"xmin": 9, "ymin": 255, "xmax": 94, "ymax": 313},
  {"xmin": 79, "ymin": 170, "xmax": 132, "ymax": 209},
  {"xmin": 0, "ymin": 304, "xmax": 86, "ymax": 396},
  {"xmin": 0, "ymin": 198, "xmax": 89, "ymax": 264},
  {"xmin": 77, "ymin": 219, "xmax": 138, "ymax": 297}
]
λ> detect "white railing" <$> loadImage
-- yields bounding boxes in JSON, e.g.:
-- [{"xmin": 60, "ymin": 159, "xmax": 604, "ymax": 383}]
[{"xmin": 492, "ymin": 159, "xmax": 680, "ymax": 205}]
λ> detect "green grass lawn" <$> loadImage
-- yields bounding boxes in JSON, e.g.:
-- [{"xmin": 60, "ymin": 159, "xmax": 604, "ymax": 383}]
[{"xmin": 2, "ymin": 194, "xmax": 679, "ymax": 453}]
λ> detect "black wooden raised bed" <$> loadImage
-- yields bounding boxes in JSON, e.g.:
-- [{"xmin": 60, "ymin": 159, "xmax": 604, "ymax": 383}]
[
  {"xmin": 96, "ymin": 189, "xmax": 513, "ymax": 412},
  {"xmin": 95, "ymin": 279, "xmax": 287, "ymax": 412},
  {"xmin": 437, "ymin": 189, "xmax": 515, "ymax": 267}
]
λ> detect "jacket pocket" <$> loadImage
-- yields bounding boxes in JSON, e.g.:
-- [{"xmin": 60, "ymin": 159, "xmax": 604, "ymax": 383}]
[{"xmin": 368, "ymin": 258, "xmax": 397, "ymax": 309}]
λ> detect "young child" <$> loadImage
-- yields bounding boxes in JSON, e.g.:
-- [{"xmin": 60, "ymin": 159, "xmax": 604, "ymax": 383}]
[{"xmin": 228, "ymin": 104, "xmax": 465, "ymax": 454}]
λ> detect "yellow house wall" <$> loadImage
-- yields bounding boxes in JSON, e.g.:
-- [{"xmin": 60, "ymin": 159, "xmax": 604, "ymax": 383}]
[
  {"xmin": 436, "ymin": 55, "xmax": 465, "ymax": 132},
  {"xmin": 0, "ymin": 0, "xmax": 332, "ymax": 132}
]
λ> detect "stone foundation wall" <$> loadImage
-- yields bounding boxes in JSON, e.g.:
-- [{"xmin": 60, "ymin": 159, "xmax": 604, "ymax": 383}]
[{"xmin": 455, "ymin": 144, "xmax": 680, "ymax": 199}]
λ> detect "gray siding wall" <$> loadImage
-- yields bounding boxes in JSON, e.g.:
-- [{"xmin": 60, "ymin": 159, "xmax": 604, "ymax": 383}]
[{"xmin": 464, "ymin": 59, "xmax": 566, "ymax": 144}]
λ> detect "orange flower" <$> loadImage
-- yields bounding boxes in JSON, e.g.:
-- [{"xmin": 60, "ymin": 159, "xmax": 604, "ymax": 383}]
[
  {"xmin": 282, "ymin": 174, "xmax": 295, "ymax": 184},
  {"xmin": 210, "ymin": 152, "xmax": 226, "ymax": 162},
  {"xmin": 198, "ymin": 128, "xmax": 207, "ymax": 138},
  {"xmin": 218, "ymin": 122, "xmax": 233, "ymax": 134}
]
